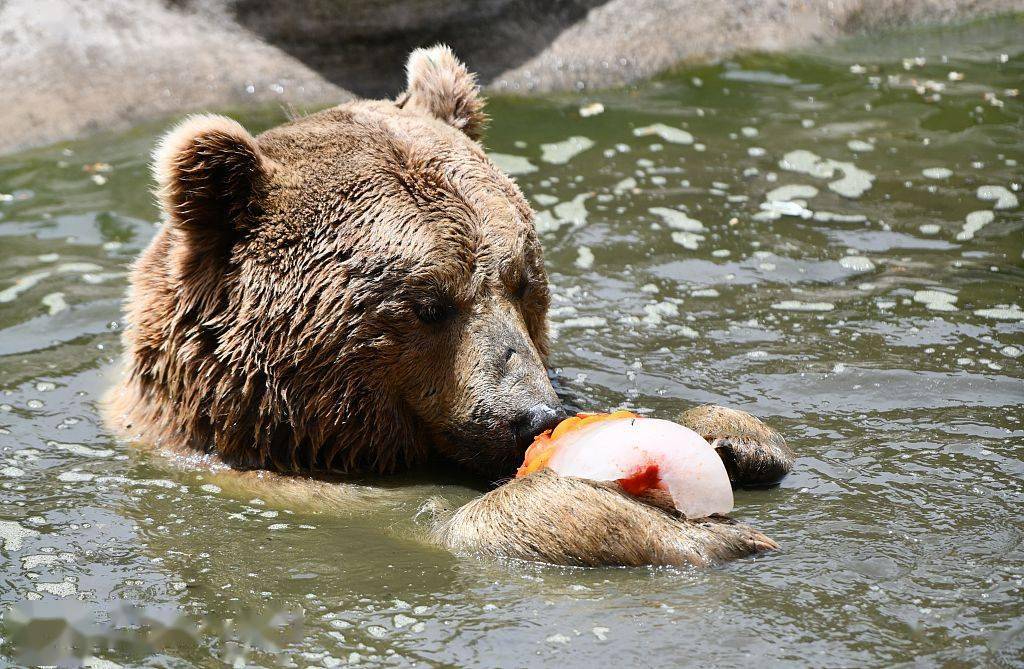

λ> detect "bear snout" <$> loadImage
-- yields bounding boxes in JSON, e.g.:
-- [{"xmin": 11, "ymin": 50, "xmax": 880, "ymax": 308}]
[{"xmin": 512, "ymin": 403, "xmax": 564, "ymax": 449}]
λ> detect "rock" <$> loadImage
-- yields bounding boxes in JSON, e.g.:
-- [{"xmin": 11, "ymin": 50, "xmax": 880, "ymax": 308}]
[
  {"xmin": 0, "ymin": 0, "xmax": 348, "ymax": 154},
  {"xmin": 2, "ymin": 0, "xmax": 1021, "ymax": 153}
]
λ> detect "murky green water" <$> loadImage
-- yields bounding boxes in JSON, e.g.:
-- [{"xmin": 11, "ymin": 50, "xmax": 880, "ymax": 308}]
[{"xmin": 2, "ymin": 16, "xmax": 1023, "ymax": 668}]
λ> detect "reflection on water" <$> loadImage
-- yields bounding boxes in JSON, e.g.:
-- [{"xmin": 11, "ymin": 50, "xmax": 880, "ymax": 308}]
[{"xmin": 1, "ymin": 16, "xmax": 1022, "ymax": 668}]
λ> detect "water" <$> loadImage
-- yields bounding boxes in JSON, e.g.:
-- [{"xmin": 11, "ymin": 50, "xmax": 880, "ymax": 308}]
[{"xmin": 1, "ymin": 16, "xmax": 1022, "ymax": 668}]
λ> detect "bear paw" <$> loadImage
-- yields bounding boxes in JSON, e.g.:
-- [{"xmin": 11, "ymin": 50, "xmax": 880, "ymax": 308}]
[{"xmin": 677, "ymin": 404, "xmax": 795, "ymax": 487}]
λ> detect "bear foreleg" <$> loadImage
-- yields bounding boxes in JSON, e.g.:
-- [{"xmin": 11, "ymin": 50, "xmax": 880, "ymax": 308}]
[{"xmin": 429, "ymin": 468, "xmax": 778, "ymax": 567}]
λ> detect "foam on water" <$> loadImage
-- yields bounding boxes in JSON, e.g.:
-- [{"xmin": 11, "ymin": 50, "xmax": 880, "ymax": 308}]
[
  {"xmin": 771, "ymin": 300, "xmax": 835, "ymax": 311},
  {"xmin": 0, "ymin": 520, "xmax": 38, "ymax": 551},
  {"xmin": 613, "ymin": 177, "xmax": 637, "ymax": 193},
  {"xmin": 913, "ymin": 290, "xmax": 958, "ymax": 312},
  {"xmin": 534, "ymin": 193, "xmax": 592, "ymax": 233},
  {"xmin": 957, "ymin": 210, "xmax": 995, "ymax": 241},
  {"xmin": 540, "ymin": 136, "xmax": 595, "ymax": 164},
  {"xmin": 0, "ymin": 271, "xmax": 52, "ymax": 303},
  {"xmin": 813, "ymin": 211, "xmax": 868, "ymax": 223},
  {"xmin": 487, "ymin": 153, "xmax": 537, "ymax": 175},
  {"xmin": 671, "ymin": 231, "xmax": 705, "ymax": 250},
  {"xmin": 57, "ymin": 471, "xmax": 96, "ymax": 482},
  {"xmin": 974, "ymin": 305, "xmax": 1024, "ymax": 321},
  {"xmin": 847, "ymin": 139, "xmax": 874, "ymax": 152},
  {"xmin": 36, "ymin": 579, "xmax": 77, "ymax": 598},
  {"xmin": 533, "ymin": 210, "xmax": 559, "ymax": 234},
  {"xmin": 827, "ymin": 161, "xmax": 876, "ymax": 198},
  {"xmin": 0, "ymin": 261, "xmax": 113, "ymax": 305},
  {"xmin": 922, "ymin": 167, "xmax": 953, "ymax": 179},
  {"xmin": 766, "ymin": 184, "xmax": 818, "ymax": 201},
  {"xmin": 649, "ymin": 207, "xmax": 705, "ymax": 232},
  {"xmin": 779, "ymin": 150, "xmax": 875, "ymax": 198},
  {"xmin": 57, "ymin": 263, "xmax": 103, "ymax": 273},
  {"xmin": 552, "ymin": 193, "xmax": 591, "ymax": 225},
  {"xmin": 575, "ymin": 246, "xmax": 595, "ymax": 269},
  {"xmin": 558, "ymin": 316, "xmax": 608, "ymax": 329},
  {"xmin": 977, "ymin": 185, "xmax": 1018, "ymax": 209},
  {"xmin": 22, "ymin": 552, "xmax": 76, "ymax": 570},
  {"xmin": 678, "ymin": 325, "xmax": 699, "ymax": 339},
  {"xmin": 723, "ymin": 69, "xmax": 799, "ymax": 85},
  {"xmin": 632, "ymin": 123, "xmax": 694, "ymax": 145},
  {"xmin": 839, "ymin": 256, "xmax": 876, "ymax": 272},
  {"xmin": 755, "ymin": 200, "xmax": 813, "ymax": 220},
  {"xmin": 82, "ymin": 272, "xmax": 127, "ymax": 284},
  {"xmin": 642, "ymin": 301, "xmax": 679, "ymax": 325},
  {"xmin": 38, "ymin": 292, "xmax": 67, "ymax": 315},
  {"xmin": 50, "ymin": 441, "xmax": 115, "ymax": 458},
  {"xmin": 779, "ymin": 149, "xmax": 833, "ymax": 178}
]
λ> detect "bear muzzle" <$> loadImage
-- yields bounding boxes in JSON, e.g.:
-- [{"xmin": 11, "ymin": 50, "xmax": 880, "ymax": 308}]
[{"xmin": 512, "ymin": 403, "xmax": 564, "ymax": 451}]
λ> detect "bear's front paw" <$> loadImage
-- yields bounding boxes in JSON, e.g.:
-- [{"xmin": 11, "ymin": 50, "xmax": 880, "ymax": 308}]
[
  {"xmin": 677, "ymin": 405, "xmax": 795, "ymax": 487},
  {"xmin": 432, "ymin": 469, "xmax": 777, "ymax": 567}
]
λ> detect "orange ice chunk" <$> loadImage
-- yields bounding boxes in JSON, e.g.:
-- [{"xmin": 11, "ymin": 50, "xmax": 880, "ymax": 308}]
[
  {"xmin": 515, "ymin": 411, "xmax": 734, "ymax": 519},
  {"xmin": 515, "ymin": 410, "xmax": 637, "ymax": 478}
]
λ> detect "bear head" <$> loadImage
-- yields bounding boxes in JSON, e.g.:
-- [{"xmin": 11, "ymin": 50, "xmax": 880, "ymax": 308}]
[{"xmin": 115, "ymin": 45, "xmax": 563, "ymax": 480}]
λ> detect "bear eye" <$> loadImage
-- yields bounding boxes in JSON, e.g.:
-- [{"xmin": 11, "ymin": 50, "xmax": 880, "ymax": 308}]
[{"xmin": 415, "ymin": 300, "xmax": 457, "ymax": 325}]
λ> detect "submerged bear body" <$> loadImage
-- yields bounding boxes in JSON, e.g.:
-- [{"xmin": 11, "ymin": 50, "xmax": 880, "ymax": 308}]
[{"xmin": 106, "ymin": 46, "xmax": 793, "ymax": 567}]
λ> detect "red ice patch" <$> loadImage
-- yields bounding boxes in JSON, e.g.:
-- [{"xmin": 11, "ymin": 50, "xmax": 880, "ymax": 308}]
[{"xmin": 616, "ymin": 463, "xmax": 662, "ymax": 495}]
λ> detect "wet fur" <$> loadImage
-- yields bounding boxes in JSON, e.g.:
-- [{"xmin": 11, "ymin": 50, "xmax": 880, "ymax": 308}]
[{"xmin": 107, "ymin": 46, "xmax": 554, "ymax": 478}]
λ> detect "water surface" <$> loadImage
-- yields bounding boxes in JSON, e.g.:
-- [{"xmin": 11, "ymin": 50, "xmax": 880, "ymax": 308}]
[{"xmin": 1, "ymin": 16, "xmax": 1022, "ymax": 668}]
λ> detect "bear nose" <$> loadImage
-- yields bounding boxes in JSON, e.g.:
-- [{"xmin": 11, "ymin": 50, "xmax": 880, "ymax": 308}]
[{"xmin": 513, "ymin": 404, "xmax": 565, "ymax": 447}]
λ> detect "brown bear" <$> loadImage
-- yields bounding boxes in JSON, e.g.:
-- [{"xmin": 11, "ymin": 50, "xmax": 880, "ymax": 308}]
[{"xmin": 105, "ymin": 45, "xmax": 793, "ymax": 567}]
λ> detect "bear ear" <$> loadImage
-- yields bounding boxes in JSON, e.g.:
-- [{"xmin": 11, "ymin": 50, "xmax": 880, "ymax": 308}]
[
  {"xmin": 398, "ymin": 45, "xmax": 488, "ymax": 141},
  {"xmin": 152, "ymin": 114, "xmax": 270, "ymax": 236}
]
